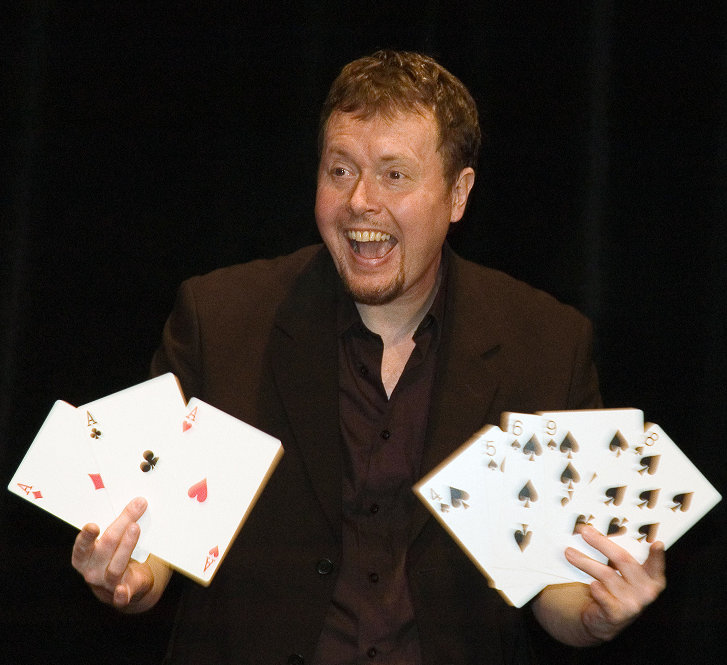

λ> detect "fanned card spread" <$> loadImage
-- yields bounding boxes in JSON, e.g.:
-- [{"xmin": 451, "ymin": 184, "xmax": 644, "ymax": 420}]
[
  {"xmin": 8, "ymin": 374, "xmax": 283, "ymax": 585},
  {"xmin": 414, "ymin": 409, "xmax": 721, "ymax": 607}
]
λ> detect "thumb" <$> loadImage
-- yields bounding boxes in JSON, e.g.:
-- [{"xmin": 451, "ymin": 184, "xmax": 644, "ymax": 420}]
[{"xmin": 643, "ymin": 541, "xmax": 666, "ymax": 581}]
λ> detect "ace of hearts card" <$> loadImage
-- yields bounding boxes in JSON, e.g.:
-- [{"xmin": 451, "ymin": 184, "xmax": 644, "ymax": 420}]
[{"xmin": 147, "ymin": 397, "xmax": 284, "ymax": 584}]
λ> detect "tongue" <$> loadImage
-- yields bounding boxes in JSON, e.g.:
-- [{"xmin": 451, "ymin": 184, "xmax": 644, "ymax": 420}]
[{"xmin": 355, "ymin": 239, "xmax": 396, "ymax": 259}]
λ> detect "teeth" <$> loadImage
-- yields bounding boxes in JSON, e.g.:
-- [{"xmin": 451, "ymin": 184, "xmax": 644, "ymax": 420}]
[{"xmin": 346, "ymin": 230, "xmax": 391, "ymax": 242}]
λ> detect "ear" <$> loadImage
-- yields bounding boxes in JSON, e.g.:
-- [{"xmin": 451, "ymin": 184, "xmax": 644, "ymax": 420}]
[{"xmin": 449, "ymin": 167, "xmax": 476, "ymax": 224}]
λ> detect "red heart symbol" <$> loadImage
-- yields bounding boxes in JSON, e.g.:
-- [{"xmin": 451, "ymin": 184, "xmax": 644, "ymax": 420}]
[
  {"xmin": 209, "ymin": 545, "xmax": 219, "ymax": 558},
  {"xmin": 188, "ymin": 478, "xmax": 208, "ymax": 503},
  {"xmin": 182, "ymin": 420, "xmax": 192, "ymax": 432}
]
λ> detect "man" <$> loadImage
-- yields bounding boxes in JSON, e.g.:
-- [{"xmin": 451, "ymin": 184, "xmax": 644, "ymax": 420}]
[{"xmin": 72, "ymin": 50, "xmax": 665, "ymax": 664}]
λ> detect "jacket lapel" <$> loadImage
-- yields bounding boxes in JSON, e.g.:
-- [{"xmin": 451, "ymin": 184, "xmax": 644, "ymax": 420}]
[
  {"xmin": 268, "ymin": 249, "xmax": 343, "ymax": 534},
  {"xmin": 410, "ymin": 251, "xmax": 508, "ymax": 544}
]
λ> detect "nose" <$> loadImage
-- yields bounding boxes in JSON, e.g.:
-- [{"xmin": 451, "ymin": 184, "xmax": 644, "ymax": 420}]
[{"xmin": 348, "ymin": 174, "xmax": 379, "ymax": 216}]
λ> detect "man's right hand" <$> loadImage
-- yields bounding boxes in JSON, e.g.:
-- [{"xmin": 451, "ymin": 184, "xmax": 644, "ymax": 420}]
[{"xmin": 71, "ymin": 497, "xmax": 170, "ymax": 612}]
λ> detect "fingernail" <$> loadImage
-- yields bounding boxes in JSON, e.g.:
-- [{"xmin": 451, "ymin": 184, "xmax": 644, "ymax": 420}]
[{"xmin": 133, "ymin": 497, "xmax": 147, "ymax": 510}]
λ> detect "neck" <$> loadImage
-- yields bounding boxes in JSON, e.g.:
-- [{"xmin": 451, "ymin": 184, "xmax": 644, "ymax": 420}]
[{"xmin": 355, "ymin": 265, "xmax": 442, "ymax": 347}]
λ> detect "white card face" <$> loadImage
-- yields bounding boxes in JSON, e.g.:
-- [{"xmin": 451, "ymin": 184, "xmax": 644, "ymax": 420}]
[
  {"xmin": 415, "ymin": 427, "xmax": 506, "ymax": 585},
  {"xmin": 637, "ymin": 423, "xmax": 721, "ymax": 549},
  {"xmin": 148, "ymin": 398, "xmax": 284, "ymax": 585},
  {"xmin": 415, "ymin": 425, "xmax": 565, "ymax": 607},
  {"xmin": 8, "ymin": 401, "xmax": 117, "ymax": 532},
  {"xmin": 576, "ymin": 422, "xmax": 722, "ymax": 561},
  {"xmin": 495, "ymin": 431, "xmax": 549, "ymax": 572},
  {"xmin": 497, "ymin": 413, "xmax": 599, "ymax": 585},
  {"xmin": 535, "ymin": 409, "xmax": 645, "ymax": 574},
  {"xmin": 538, "ymin": 408, "xmax": 645, "ymax": 486},
  {"xmin": 79, "ymin": 373, "xmax": 187, "ymax": 555}
]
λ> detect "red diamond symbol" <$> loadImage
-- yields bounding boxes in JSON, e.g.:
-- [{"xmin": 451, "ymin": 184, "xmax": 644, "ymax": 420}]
[{"xmin": 88, "ymin": 473, "xmax": 105, "ymax": 490}]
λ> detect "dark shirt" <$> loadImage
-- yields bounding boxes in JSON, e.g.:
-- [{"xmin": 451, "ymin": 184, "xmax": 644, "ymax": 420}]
[{"xmin": 313, "ymin": 269, "xmax": 447, "ymax": 665}]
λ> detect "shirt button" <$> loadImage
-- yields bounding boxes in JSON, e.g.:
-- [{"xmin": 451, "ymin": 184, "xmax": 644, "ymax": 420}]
[
  {"xmin": 359, "ymin": 364, "xmax": 368, "ymax": 377},
  {"xmin": 367, "ymin": 647, "xmax": 377, "ymax": 658},
  {"xmin": 369, "ymin": 572, "xmax": 379, "ymax": 583},
  {"xmin": 287, "ymin": 655, "xmax": 304, "ymax": 665},
  {"xmin": 316, "ymin": 558, "xmax": 334, "ymax": 575},
  {"xmin": 369, "ymin": 503, "xmax": 379, "ymax": 514},
  {"xmin": 380, "ymin": 429, "xmax": 390, "ymax": 440}
]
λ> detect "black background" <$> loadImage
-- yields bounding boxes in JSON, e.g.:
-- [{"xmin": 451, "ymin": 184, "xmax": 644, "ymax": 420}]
[{"xmin": 2, "ymin": 3, "xmax": 725, "ymax": 663}]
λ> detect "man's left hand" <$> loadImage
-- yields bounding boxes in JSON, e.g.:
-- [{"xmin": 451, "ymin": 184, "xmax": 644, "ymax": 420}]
[
  {"xmin": 533, "ymin": 524, "xmax": 666, "ymax": 646},
  {"xmin": 565, "ymin": 524, "xmax": 666, "ymax": 642}
]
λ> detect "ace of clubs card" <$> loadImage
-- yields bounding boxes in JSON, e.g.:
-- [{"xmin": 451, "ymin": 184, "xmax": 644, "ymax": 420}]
[{"xmin": 79, "ymin": 373, "xmax": 187, "ymax": 556}]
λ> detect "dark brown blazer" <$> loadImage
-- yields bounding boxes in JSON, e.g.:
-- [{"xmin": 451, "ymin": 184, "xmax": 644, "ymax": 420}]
[{"xmin": 152, "ymin": 244, "xmax": 601, "ymax": 665}]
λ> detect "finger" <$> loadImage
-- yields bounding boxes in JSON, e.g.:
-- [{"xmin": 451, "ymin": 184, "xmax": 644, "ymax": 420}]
[
  {"xmin": 93, "ymin": 497, "xmax": 148, "ymax": 561},
  {"xmin": 643, "ymin": 541, "xmax": 666, "ymax": 581},
  {"xmin": 71, "ymin": 523, "xmax": 101, "ymax": 571},
  {"xmin": 113, "ymin": 583, "xmax": 132, "ymax": 608},
  {"xmin": 110, "ymin": 496, "xmax": 148, "ymax": 533},
  {"xmin": 565, "ymin": 545, "xmax": 625, "ymax": 589},
  {"xmin": 577, "ymin": 525, "xmax": 623, "ymax": 559},
  {"xmin": 105, "ymin": 521, "xmax": 142, "ymax": 587},
  {"xmin": 112, "ymin": 561, "xmax": 154, "ymax": 609},
  {"xmin": 569, "ymin": 555, "xmax": 644, "ymax": 631},
  {"xmin": 576, "ymin": 526, "xmax": 645, "ymax": 581},
  {"xmin": 83, "ymin": 498, "xmax": 147, "ymax": 587},
  {"xmin": 583, "ymin": 580, "xmax": 618, "ymax": 624},
  {"xmin": 568, "ymin": 531, "xmax": 666, "ymax": 614}
]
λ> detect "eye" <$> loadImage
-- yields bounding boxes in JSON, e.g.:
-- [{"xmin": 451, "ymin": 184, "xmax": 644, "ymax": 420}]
[
  {"xmin": 387, "ymin": 170, "xmax": 404, "ymax": 180},
  {"xmin": 332, "ymin": 166, "xmax": 349, "ymax": 177}
]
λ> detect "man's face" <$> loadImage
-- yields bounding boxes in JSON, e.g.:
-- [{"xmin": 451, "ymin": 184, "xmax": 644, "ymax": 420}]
[{"xmin": 315, "ymin": 109, "xmax": 473, "ymax": 306}]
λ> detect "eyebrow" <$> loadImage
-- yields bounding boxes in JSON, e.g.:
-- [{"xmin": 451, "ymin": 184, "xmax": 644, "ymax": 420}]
[
  {"xmin": 379, "ymin": 154, "xmax": 412, "ymax": 164},
  {"xmin": 323, "ymin": 147, "xmax": 414, "ymax": 165}
]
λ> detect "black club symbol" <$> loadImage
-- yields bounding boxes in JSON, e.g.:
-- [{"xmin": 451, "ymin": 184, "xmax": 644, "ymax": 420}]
[
  {"xmin": 90, "ymin": 428, "xmax": 102, "ymax": 439},
  {"xmin": 140, "ymin": 450, "xmax": 159, "ymax": 472}
]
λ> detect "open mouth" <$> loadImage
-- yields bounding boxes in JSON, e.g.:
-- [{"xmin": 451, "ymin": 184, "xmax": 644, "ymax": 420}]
[{"xmin": 346, "ymin": 230, "xmax": 398, "ymax": 259}]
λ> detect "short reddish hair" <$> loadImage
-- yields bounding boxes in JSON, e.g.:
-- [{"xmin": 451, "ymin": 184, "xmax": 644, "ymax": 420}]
[{"xmin": 319, "ymin": 50, "xmax": 481, "ymax": 186}]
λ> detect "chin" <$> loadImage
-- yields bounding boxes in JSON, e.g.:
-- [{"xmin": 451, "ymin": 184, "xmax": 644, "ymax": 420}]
[{"xmin": 342, "ymin": 274, "xmax": 405, "ymax": 306}]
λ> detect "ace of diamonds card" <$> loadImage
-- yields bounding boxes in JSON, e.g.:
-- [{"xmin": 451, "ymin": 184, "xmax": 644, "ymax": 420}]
[{"xmin": 8, "ymin": 400, "xmax": 117, "ymax": 532}]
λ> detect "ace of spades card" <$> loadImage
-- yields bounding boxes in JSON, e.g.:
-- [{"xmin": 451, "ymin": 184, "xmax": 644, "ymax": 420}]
[{"xmin": 149, "ymin": 398, "xmax": 283, "ymax": 585}]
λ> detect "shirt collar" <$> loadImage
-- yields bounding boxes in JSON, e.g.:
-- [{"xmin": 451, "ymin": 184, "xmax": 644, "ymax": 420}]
[{"xmin": 335, "ymin": 247, "xmax": 450, "ymax": 346}]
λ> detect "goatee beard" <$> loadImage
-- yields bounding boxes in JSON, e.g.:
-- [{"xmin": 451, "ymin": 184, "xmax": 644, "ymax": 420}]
[{"xmin": 340, "ymin": 268, "xmax": 405, "ymax": 306}]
